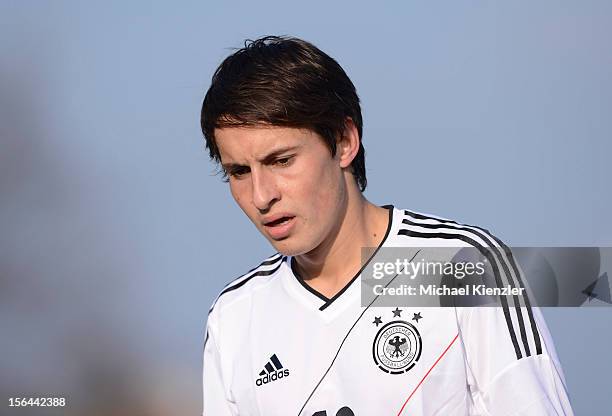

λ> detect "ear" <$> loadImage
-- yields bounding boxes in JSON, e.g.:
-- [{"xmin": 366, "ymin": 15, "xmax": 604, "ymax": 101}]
[{"xmin": 337, "ymin": 118, "xmax": 360, "ymax": 169}]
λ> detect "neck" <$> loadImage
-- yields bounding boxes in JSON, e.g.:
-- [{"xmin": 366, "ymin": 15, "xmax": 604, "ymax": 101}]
[{"xmin": 293, "ymin": 183, "xmax": 390, "ymax": 299}]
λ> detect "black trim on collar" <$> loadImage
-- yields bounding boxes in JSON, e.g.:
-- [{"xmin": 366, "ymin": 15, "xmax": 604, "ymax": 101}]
[
  {"xmin": 290, "ymin": 257, "xmax": 330, "ymax": 302},
  {"xmin": 289, "ymin": 205, "xmax": 395, "ymax": 311}
]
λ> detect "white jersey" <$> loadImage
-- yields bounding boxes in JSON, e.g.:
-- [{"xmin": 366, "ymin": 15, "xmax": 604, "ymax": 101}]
[{"xmin": 202, "ymin": 206, "xmax": 573, "ymax": 415}]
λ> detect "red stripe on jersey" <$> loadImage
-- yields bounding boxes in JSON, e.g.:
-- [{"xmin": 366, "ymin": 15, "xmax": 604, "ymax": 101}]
[{"xmin": 396, "ymin": 333, "xmax": 460, "ymax": 416}]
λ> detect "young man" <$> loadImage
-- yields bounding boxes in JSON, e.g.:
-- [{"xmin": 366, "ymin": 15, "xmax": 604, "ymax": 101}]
[{"xmin": 200, "ymin": 36, "xmax": 573, "ymax": 415}]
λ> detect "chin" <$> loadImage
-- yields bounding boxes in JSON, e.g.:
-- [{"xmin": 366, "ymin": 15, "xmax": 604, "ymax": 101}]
[{"xmin": 268, "ymin": 238, "xmax": 312, "ymax": 257}]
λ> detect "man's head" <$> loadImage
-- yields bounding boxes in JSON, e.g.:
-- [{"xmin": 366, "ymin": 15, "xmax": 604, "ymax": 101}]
[{"xmin": 201, "ymin": 36, "xmax": 367, "ymax": 255}]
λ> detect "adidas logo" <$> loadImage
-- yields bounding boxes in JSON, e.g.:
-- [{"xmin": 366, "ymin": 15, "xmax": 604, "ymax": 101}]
[{"xmin": 255, "ymin": 354, "xmax": 290, "ymax": 386}]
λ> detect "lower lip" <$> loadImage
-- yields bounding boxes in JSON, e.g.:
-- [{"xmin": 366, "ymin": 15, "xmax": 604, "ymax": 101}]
[{"xmin": 264, "ymin": 217, "xmax": 296, "ymax": 240}]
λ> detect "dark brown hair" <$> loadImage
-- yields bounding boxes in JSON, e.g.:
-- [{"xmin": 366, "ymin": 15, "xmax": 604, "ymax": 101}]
[{"xmin": 200, "ymin": 35, "xmax": 367, "ymax": 191}]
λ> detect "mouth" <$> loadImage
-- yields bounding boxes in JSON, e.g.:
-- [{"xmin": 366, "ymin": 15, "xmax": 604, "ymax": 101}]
[
  {"xmin": 262, "ymin": 215, "xmax": 296, "ymax": 240},
  {"xmin": 264, "ymin": 216, "xmax": 295, "ymax": 227}
]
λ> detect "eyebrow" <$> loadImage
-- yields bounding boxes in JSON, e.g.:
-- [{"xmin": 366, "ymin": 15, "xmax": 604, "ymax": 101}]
[{"xmin": 221, "ymin": 145, "xmax": 301, "ymax": 170}]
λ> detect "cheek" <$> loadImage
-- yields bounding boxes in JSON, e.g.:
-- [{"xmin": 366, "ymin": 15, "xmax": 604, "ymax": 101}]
[
  {"xmin": 229, "ymin": 182, "xmax": 241, "ymax": 204},
  {"xmin": 230, "ymin": 182, "xmax": 253, "ymax": 216},
  {"xmin": 313, "ymin": 158, "xmax": 343, "ymax": 197},
  {"xmin": 284, "ymin": 162, "xmax": 337, "ymax": 205},
  {"xmin": 301, "ymin": 151, "xmax": 340, "ymax": 188},
  {"xmin": 291, "ymin": 158, "xmax": 343, "ymax": 219}
]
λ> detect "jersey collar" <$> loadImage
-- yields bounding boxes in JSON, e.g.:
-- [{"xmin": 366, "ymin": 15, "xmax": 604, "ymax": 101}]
[{"xmin": 282, "ymin": 205, "xmax": 397, "ymax": 318}]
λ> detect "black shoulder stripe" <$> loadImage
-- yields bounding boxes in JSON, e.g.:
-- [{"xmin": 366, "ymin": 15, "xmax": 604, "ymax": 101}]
[
  {"xmin": 397, "ymin": 227, "xmax": 523, "ymax": 360},
  {"xmin": 403, "ymin": 210, "xmax": 542, "ymax": 356},
  {"xmin": 223, "ymin": 253, "xmax": 282, "ymax": 288},
  {"xmin": 401, "ymin": 218, "xmax": 532, "ymax": 357},
  {"xmin": 209, "ymin": 255, "xmax": 284, "ymax": 313},
  {"xmin": 218, "ymin": 258, "xmax": 283, "ymax": 297},
  {"xmin": 258, "ymin": 254, "xmax": 284, "ymax": 267},
  {"xmin": 464, "ymin": 226, "xmax": 542, "ymax": 355}
]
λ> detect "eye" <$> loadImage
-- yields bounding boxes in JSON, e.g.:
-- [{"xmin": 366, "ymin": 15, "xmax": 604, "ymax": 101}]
[
  {"xmin": 274, "ymin": 156, "xmax": 294, "ymax": 167},
  {"xmin": 230, "ymin": 166, "xmax": 251, "ymax": 178},
  {"xmin": 221, "ymin": 166, "xmax": 250, "ymax": 182}
]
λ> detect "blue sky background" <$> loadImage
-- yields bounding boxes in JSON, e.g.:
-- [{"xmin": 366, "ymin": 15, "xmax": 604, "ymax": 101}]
[{"xmin": 1, "ymin": 1, "xmax": 611, "ymax": 414}]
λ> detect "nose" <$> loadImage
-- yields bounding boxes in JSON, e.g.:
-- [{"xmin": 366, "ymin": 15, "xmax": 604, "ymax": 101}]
[{"xmin": 251, "ymin": 167, "xmax": 280, "ymax": 212}]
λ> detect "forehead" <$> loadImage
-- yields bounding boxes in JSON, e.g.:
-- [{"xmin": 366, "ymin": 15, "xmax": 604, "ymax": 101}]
[{"xmin": 215, "ymin": 125, "xmax": 321, "ymax": 161}]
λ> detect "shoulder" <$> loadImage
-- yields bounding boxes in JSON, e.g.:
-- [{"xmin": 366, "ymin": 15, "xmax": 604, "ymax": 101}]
[
  {"xmin": 207, "ymin": 252, "xmax": 286, "ymax": 319},
  {"xmin": 395, "ymin": 208, "xmax": 548, "ymax": 361},
  {"xmin": 393, "ymin": 207, "xmax": 509, "ymax": 250},
  {"xmin": 393, "ymin": 207, "xmax": 520, "ymax": 288}
]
